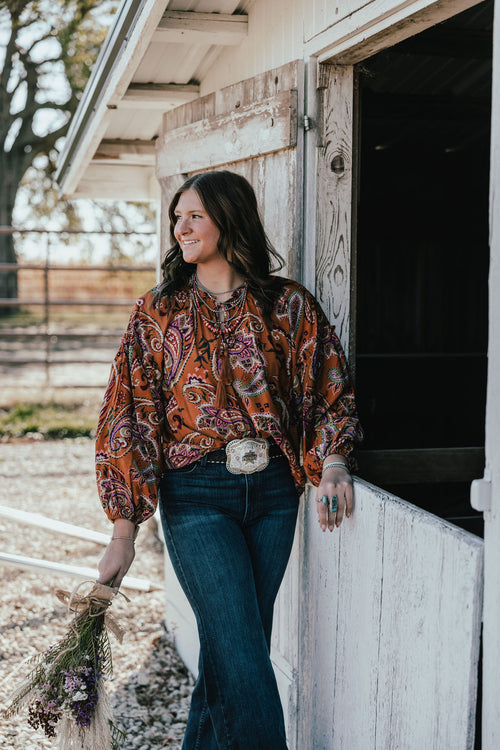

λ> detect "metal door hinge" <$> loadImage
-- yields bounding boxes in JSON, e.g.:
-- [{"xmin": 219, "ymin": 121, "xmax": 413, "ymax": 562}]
[
  {"xmin": 471, "ymin": 477, "xmax": 492, "ymax": 512},
  {"xmin": 303, "ymin": 115, "xmax": 312, "ymax": 131}
]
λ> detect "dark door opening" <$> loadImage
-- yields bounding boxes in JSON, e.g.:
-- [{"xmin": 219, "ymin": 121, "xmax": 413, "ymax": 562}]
[{"xmin": 355, "ymin": 0, "xmax": 493, "ymax": 538}]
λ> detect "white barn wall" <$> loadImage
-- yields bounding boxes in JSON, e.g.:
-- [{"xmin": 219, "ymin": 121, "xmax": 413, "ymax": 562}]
[
  {"xmin": 200, "ymin": 0, "xmax": 483, "ymax": 95},
  {"xmin": 298, "ymin": 481, "xmax": 483, "ymax": 750},
  {"xmin": 482, "ymin": 0, "xmax": 500, "ymax": 745},
  {"xmin": 201, "ymin": 0, "xmax": 303, "ymax": 94}
]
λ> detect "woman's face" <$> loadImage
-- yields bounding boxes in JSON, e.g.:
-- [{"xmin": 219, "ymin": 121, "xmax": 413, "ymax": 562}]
[{"xmin": 173, "ymin": 188, "xmax": 221, "ymax": 267}]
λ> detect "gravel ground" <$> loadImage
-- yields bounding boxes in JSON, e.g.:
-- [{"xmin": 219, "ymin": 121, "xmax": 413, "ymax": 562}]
[{"xmin": 0, "ymin": 438, "xmax": 193, "ymax": 750}]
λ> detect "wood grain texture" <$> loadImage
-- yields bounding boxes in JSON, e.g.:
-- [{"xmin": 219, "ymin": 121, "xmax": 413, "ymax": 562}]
[
  {"xmin": 374, "ymin": 493, "xmax": 482, "ymax": 750},
  {"xmin": 304, "ymin": 0, "xmax": 484, "ymax": 63},
  {"xmin": 302, "ymin": 57, "xmax": 320, "ymax": 295},
  {"xmin": 157, "ymin": 90, "xmax": 297, "ymax": 178},
  {"xmin": 315, "ymin": 64, "xmax": 354, "ymax": 351},
  {"xmin": 298, "ymin": 480, "xmax": 483, "ymax": 749},
  {"xmin": 482, "ymin": 2, "xmax": 500, "ymax": 746}
]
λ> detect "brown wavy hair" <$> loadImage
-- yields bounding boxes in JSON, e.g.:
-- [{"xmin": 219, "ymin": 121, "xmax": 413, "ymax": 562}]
[{"xmin": 156, "ymin": 170, "xmax": 285, "ymax": 315}]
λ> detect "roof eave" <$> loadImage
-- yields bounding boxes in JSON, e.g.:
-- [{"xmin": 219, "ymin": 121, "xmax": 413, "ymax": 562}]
[{"xmin": 56, "ymin": 0, "xmax": 169, "ymax": 197}]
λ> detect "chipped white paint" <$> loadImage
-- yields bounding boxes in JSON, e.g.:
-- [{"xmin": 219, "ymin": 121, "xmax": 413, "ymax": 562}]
[
  {"xmin": 303, "ymin": 0, "xmax": 484, "ymax": 61},
  {"xmin": 482, "ymin": 0, "xmax": 500, "ymax": 745},
  {"xmin": 297, "ymin": 480, "xmax": 483, "ymax": 750},
  {"xmin": 314, "ymin": 64, "xmax": 354, "ymax": 353},
  {"xmin": 118, "ymin": 83, "xmax": 200, "ymax": 110},
  {"xmin": 156, "ymin": 90, "xmax": 297, "ymax": 178},
  {"xmin": 201, "ymin": 0, "xmax": 482, "ymax": 93},
  {"xmin": 153, "ymin": 10, "xmax": 248, "ymax": 46}
]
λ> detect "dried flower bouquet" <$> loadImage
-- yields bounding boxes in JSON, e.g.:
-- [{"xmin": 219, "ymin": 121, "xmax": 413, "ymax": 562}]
[{"xmin": 2, "ymin": 582, "xmax": 127, "ymax": 750}]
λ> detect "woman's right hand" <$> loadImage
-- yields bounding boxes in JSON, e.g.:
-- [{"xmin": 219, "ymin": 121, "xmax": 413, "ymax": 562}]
[
  {"xmin": 97, "ymin": 519, "xmax": 137, "ymax": 589},
  {"xmin": 97, "ymin": 538, "xmax": 135, "ymax": 590}
]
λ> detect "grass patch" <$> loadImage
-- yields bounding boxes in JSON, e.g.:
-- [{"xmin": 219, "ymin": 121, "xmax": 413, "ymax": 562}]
[
  {"xmin": 0, "ymin": 309, "xmax": 43, "ymax": 329},
  {"xmin": 0, "ymin": 397, "xmax": 100, "ymax": 441},
  {"xmin": 0, "ymin": 307, "xmax": 132, "ymax": 331}
]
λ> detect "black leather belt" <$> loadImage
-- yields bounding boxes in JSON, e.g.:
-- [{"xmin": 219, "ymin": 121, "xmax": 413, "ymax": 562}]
[{"xmin": 202, "ymin": 439, "xmax": 283, "ymax": 466}]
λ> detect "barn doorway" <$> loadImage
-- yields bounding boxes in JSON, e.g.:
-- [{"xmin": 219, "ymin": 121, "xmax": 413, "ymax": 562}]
[{"xmin": 355, "ymin": 0, "xmax": 493, "ymax": 537}]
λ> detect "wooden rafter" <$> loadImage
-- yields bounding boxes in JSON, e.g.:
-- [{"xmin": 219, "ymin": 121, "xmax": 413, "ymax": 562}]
[
  {"xmin": 115, "ymin": 82, "xmax": 200, "ymax": 110},
  {"xmin": 92, "ymin": 139, "xmax": 156, "ymax": 166},
  {"xmin": 153, "ymin": 10, "xmax": 248, "ymax": 46}
]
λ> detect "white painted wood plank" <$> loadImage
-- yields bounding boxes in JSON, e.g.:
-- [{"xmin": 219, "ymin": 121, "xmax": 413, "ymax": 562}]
[
  {"xmin": 297, "ymin": 485, "xmax": 341, "ymax": 750},
  {"xmin": 304, "ymin": 0, "xmax": 484, "ymax": 63},
  {"xmin": 374, "ymin": 492, "xmax": 483, "ymax": 750},
  {"xmin": 297, "ymin": 480, "xmax": 483, "ymax": 750},
  {"xmin": 163, "ymin": 550, "xmax": 200, "ymax": 676},
  {"xmin": 256, "ymin": 150, "xmax": 297, "ymax": 279},
  {"xmin": 315, "ymin": 64, "xmax": 354, "ymax": 351},
  {"xmin": 272, "ymin": 521, "xmax": 301, "ymax": 669},
  {"xmin": 157, "ymin": 90, "xmax": 297, "ymax": 177},
  {"xmin": 302, "ymin": 56, "xmax": 320, "ymax": 296},
  {"xmin": 93, "ymin": 140, "xmax": 156, "ymax": 166},
  {"xmin": 482, "ymin": 0, "xmax": 500, "ymax": 745},
  {"xmin": 332, "ymin": 486, "xmax": 385, "ymax": 749},
  {"xmin": 118, "ymin": 83, "xmax": 200, "ymax": 110},
  {"xmin": 201, "ymin": 0, "xmax": 304, "ymax": 96},
  {"xmin": 153, "ymin": 10, "xmax": 248, "ymax": 46}
]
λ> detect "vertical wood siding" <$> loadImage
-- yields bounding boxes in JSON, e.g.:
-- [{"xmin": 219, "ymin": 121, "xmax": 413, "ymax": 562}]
[
  {"xmin": 314, "ymin": 64, "xmax": 355, "ymax": 353},
  {"xmin": 158, "ymin": 61, "xmax": 303, "ymax": 278},
  {"xmin": 482, "ymin": 0, "xmax": 500, "ymax": 745},
  {"xmin": 201, "ymin": 0, "xmax": 304, "ymax": 96},
  {"xmin": 297, "ymin": 481, "xmax": 483, "ymax": 749}
]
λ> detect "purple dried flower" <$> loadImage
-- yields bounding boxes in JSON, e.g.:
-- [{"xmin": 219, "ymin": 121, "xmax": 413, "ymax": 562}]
[{"xmin": 61, "ymin": 664, "xmax": 100, "ymax": 727}]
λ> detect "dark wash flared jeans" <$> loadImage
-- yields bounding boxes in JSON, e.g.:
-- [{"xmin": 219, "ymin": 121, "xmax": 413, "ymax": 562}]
[{"xmin": 159, "ymin": 452, "xmax": 300, "ymax": 750}]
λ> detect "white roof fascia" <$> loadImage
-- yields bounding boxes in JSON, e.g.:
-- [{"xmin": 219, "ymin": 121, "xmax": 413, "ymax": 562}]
[
  {"xmin": 56, "ymin": 0, "xmax": 170, "ymax": 197},
  {"xmin": 304, "ymin": 0, "xmax": 484, "ymax": 63}
]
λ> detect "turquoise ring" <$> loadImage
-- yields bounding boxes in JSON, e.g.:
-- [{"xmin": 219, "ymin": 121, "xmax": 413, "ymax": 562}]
[{"xmin": 331, "ymin": 496, "xmax": 338, "ymax": 513}]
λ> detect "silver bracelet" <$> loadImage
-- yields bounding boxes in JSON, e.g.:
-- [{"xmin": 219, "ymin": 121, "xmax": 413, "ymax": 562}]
[
  {"xmin": 110, "ymin": 536, "xmax": 135, "ymax": 542},
  {"xmin": 322, "ymin": 461, "xmax": 349, "ymax": 473}
]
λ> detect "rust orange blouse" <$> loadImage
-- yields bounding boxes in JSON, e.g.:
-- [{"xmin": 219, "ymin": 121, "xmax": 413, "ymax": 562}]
[{"xmin": 96, "ymin": 278, "xmax": 363, "ymax": 524}]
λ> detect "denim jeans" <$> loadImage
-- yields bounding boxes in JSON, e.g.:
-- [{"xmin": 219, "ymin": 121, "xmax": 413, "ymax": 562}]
[{"xmin": 159, "ymin": 451, "xmax": 300, "ymax": 750}]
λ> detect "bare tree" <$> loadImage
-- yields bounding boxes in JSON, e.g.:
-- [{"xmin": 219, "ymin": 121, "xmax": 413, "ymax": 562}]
[{"xmin": 0, "ymin": 0, "xmax": 117, "ymax": 308}]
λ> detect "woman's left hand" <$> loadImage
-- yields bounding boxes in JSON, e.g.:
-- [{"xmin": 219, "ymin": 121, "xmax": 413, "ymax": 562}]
[{"xmin": 315, "ymin": 465, "xmax": 353, "ymax": 532}]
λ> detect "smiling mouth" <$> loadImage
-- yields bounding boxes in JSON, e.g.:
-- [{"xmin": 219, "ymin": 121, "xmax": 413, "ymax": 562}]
[{"xmin": 182, "ymin": 240, "xmax": 199, "ymax": 247}]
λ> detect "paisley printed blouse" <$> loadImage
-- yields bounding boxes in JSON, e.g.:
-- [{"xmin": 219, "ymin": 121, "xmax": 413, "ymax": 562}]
[{"xmin": 96, "ymin": 278, "xmax": 363, "ymax": 524}]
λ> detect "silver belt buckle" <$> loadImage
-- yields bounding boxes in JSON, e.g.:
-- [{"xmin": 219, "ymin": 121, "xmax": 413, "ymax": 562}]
[{"xmin": 225, "ymin": 438, "xmax": 270, "ymax": 475}]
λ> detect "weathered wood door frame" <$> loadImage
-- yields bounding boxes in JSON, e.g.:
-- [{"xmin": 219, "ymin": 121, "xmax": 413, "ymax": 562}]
[
  {"xmin": 303, "ymin": 59, "xmax": 357, "ymax": 360},
  {"xmin": 300, "ymin": 38, "xmax": 484, "ymax": 746},
  {"xmin": 304, "ymin": 0, "xmax": 486, "ymax": 64},
  {"xmin": 481, "ymin": 1, "xmax": 500, "ymax": 746}
]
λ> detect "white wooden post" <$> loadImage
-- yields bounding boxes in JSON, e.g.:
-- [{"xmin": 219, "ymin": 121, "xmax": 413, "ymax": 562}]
[
  {"xmin": 314, "ymin": 63, "xmax": 354, "ymax": 354},
  {"xmin": 482, "ymin": 1, "xmax": 500, "ymax": 746}
]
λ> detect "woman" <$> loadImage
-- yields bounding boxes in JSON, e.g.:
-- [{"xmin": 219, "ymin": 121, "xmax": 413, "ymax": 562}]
[{"xmin": 96, "ymin": 170, "xmax": 363, "ymax": 749}]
